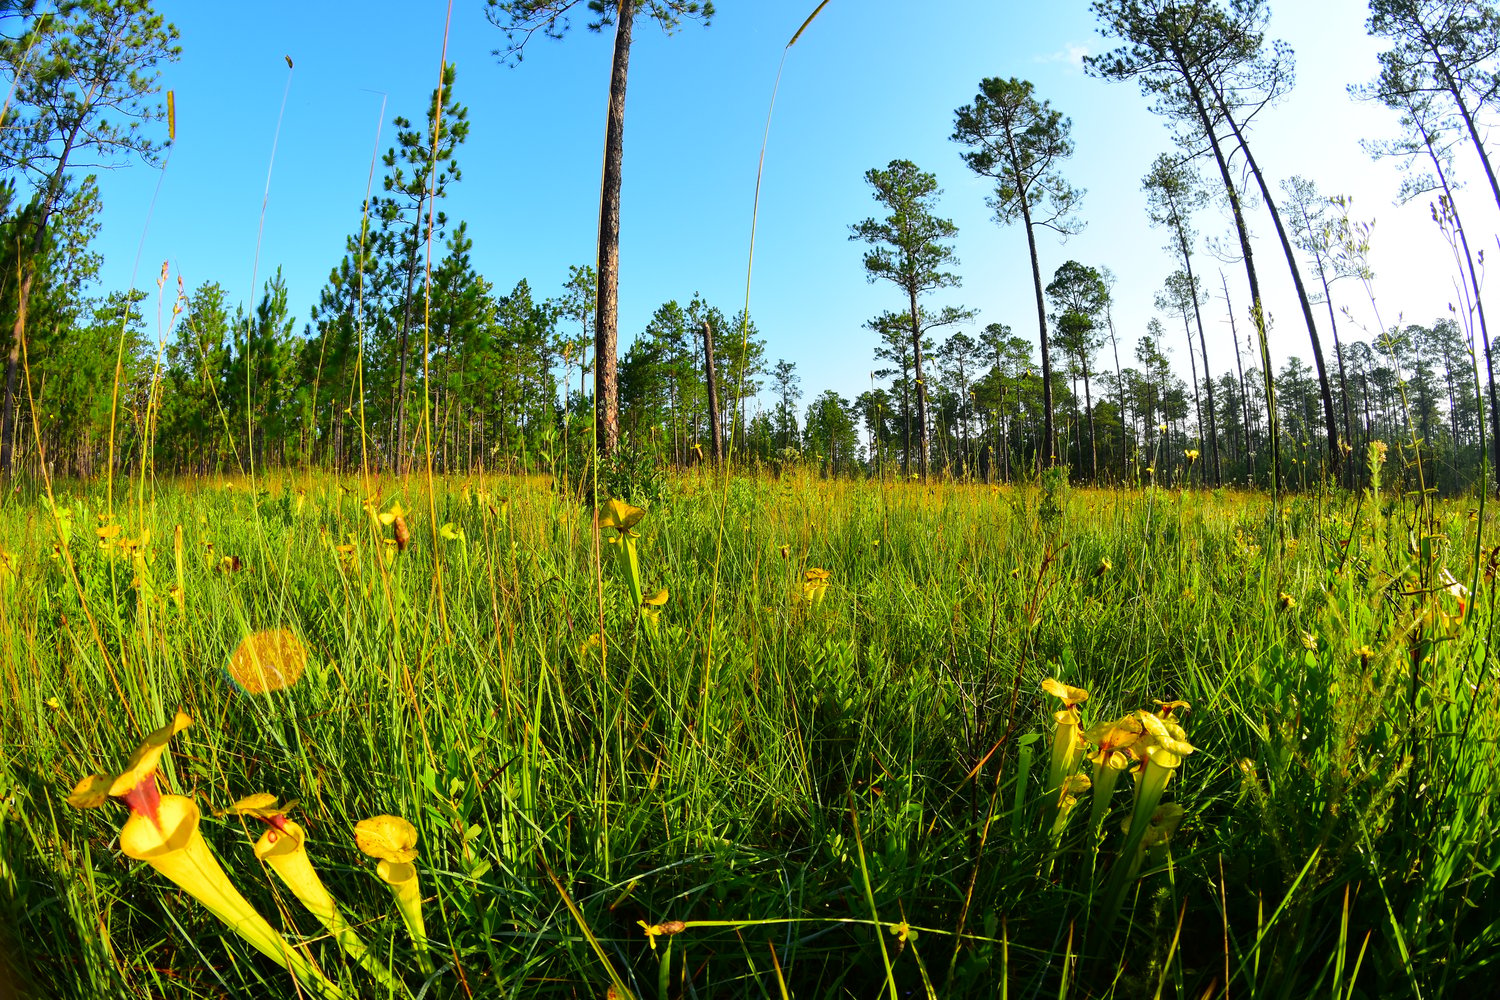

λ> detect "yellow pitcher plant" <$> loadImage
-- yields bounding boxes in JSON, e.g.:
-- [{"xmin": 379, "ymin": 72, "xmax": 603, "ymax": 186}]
[
  {"xmin": 1041, "ymin": 678, "xmax": 1089, "ymax": 819},
  {"xmin": 223, "ymin": 795, "xmax": 400, "ymax": 992},
  {"xmin": 66, "ymin": 713, "xmax": 343, "ymax": 999},
  {"xmin": 1099, "ymin": 705, "xmax": 1197, "ymax": 925},
  {"xmin": 1081, "ymin": 713, "xmax": 1145, "ymax": 840},
  {"xmin": 597, "ymin": 498, "xmax": 647, "ymax": 609},
  {"xmin": 801, "ymin": 567, "xmax": 831, "ymax": 607},
  {"xmin": 355, "ymin": 814, "xmax": 433, "ymax": 973},
  {"xmin": 641, "ymin": 587, "xmax": 670, "ymax": 627}
]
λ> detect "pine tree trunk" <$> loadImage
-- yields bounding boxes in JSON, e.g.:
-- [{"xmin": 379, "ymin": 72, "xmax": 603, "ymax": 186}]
[
  {"xmin": 1179, "ymin": 306, "xmax": 1203, "ymax": 483},
  {"xmin": 0, "ymin": 263, "xmax": 37, "ymax": 474},
  {"xmin": 1020, "ymin": 198, "xmax": 1054, "ymax": 468},
  {"xmin": 1178, "ymin": 64, "xmax": 1277, "ymax": 489},
  {"xmin": 594, "ymin": 0, "xmax": 634, "ymax": 459},
  {"xmin": 1081, "ymin": 360, "xmax": 1097, "ymax": 481},
  {"xmin": 1421, "ymin": 24, "xmax": 1500, "ymax": 215},
  {"xmin": 1174, "ymin": 248, "xmax": 1222, "ymax": 486},
  {"xmin": 1415, "ymin": 114, "xmax": 1500, "ymax": 494},
  {"xmin": 1211, "ymin": 90, "xmax": 1340, "ymax": 478},
  {"xmin": 701, "ymin": 319, "xmax": 723, "ymax": 465},
  {"xmin": 1, "ymin": 195, "xmax": 61, "ymax": 475},
  {"xmin": 1222, "ymin": 271, "xmax": 1255, "ymax": 472},
  {"xmin": 908, "ymin": 288, "xmax": 929, "ymax": 480},
  {"xmin": 1106, "ymin": 309, "xmax": 1126, "ymax": 482}
]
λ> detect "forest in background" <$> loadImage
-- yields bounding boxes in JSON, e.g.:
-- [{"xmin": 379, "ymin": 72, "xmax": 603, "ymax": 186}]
[{"xmin": 0, "ymin": 0, "xmax": 1497, "ymax": 496}]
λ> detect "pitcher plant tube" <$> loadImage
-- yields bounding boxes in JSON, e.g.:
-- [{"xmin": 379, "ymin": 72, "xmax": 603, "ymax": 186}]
[{"xmin": 223, "ymin": 795, "xmax": 400, "ymax": 992}]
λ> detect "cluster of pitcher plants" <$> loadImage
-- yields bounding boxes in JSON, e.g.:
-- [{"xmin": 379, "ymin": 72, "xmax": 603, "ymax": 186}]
[{"xmin": 66, "ymin": 704, "xmax": 428, "ymax": 998}]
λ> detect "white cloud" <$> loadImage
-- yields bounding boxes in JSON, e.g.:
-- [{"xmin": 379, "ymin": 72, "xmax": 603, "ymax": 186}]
[{"xmin": 1035, "ymin": 43, "xmax": 1090, "ymax": 70}]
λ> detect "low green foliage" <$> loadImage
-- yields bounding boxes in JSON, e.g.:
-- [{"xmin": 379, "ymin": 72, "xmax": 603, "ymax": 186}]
[{"xmin": 0, "ymin": 466, "xmax": 1494, "ymax": 999}]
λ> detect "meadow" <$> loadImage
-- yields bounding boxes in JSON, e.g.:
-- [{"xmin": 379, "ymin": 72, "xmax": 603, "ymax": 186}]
[{"xmin": 0, "ymin": 448, "xmax": 1494, "ymax": 999}]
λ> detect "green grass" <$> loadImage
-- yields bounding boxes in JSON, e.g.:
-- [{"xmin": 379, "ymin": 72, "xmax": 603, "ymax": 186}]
[{"xmin": 0, "ymin": 463, "xmax": 1495, "ymax": 999}]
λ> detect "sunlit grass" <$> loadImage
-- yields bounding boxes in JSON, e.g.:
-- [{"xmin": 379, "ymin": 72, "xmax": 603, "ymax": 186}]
[{"xmin": 0, "ymin": 465, "xmax": 1494, "ymax": 998}]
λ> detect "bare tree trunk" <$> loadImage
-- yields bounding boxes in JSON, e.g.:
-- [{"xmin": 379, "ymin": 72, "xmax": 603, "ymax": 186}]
[
  {"xmin": 1174, "ymin": 248, "xmax": 1222, "ymax": 486},
  {"xmin": 1081, "ymin": 361, "xmax": 1097, "ymax": 481},
  {"xmin": 1178, "ymin": 63, "xmax": 1277, "ymax": 488},
  {"xmin": 701, "ymin": 319, "xmax": 723, "ymax": 465},
  {"xmin": 1211, "ymin": 91, "xmax": 1340, "ymax": 479},
  {"xmin": 1421, "ymin": 23, "xmax": 1500, "ymax": 215},
  {"xmin": 1222, "ymin": 270, "xmax": 1255, "ymax": 470},
  {"xmin": 2, "ymin": 194, "xmax": 62, "ymax": 474},
  {"xmin": 1412, "ymin": 108, "xmax": 1500, "ymax": 493},
  {"xmin": 1105, "ymin": 306, "xmax": 1126, "ymax": 482},
  {"xmin": 908, "ymin": 288, "xmax": 930, "ymax": 479},
  {"xmin": 0, "ymin": 263, "xmax": 38, "ymax": 473},
  {"xmin": 594, "ymin": 0, "xmax": 634, "ymax": 459},
  {"xmin": 1020, "ymin": 198, "xmax": 1054, "ymax": 467}
]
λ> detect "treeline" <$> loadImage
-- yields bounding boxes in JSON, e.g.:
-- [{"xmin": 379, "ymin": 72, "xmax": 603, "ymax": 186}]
[{"xmin": 1, "ymin": 0, "xmax": 1498, "ymax": 495}]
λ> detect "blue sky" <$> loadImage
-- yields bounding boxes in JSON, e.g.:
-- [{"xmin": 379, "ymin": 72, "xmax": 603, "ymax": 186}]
[{"xmin": 83, "ymin": 0, "xmax": 1491, "ymax": 414}]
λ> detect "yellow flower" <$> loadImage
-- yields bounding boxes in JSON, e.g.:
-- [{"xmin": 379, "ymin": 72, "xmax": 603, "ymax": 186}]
[
  {"xmin": 1184, "ymin": 449, "xmax": 1199, "ymax": 461},
  {"xmin": 1083, "ymin": 714, "xmax": 1144, "ymax": 764},
  {"xmin": 579, "ymin": 632, "xmax": 604, "ymax": 663},
  {"xmin": 1136, "ymin": 710, "xmax": 1197, "ymax": 758},
  {"xmin": 118, "ymin": 530, "xmax": 149, "ymax": 560},
  {"xmin": 1056, "ymin": 772, "xmax": 1091, "ymax": 811},
  {"xmin": 1278, "ymin": 592, "xmax": 1297, "ymax": 610},
  {"xmin": 220, "ymin": 792, "xmax": 299, "ymax": 825},
  {"xmin": 1440, "ymin": 568, "xmax": 1469, "ymax": 616},
  {"xmin": 66, "ymin": 773, "xmax": 113, "ymax": 810},
  {"xmin": 638, "ymin": 919, "xmax": 688, "ymax": 951},
  {"xmin": 1083, "ymin": 715, "xmax": 1143, "ymax": 837},
  {"xmin": 376, "ymin": 501, "xmax": 407, "ymax": 526},
  {"xmin": 70, "ymin": 724, "xmax": 341, "ymax": 997},
  {"xmin": 598, "ymin": 499, "xmax": 647, "ymax": 607},
  {"xmin": 439, "ymin": 522, "xmax": 464, "ymax": 541}
]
